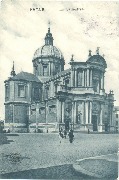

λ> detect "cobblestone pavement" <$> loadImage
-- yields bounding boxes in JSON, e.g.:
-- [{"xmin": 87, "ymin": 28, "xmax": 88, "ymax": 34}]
[{"xmin": 0, "ymin": 133, "xmax": 118, "ymax": 179}]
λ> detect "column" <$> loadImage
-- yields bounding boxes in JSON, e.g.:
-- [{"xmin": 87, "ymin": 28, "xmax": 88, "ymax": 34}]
[
  {"xmin": 90, "ymin": 69, "xmax": 93, "ymax": 87},
  {"xmin": 110, "ymin": 105, "xmax": 113, "ymax": 126},
  {"xmin": 74, "ymin": 101, "xmax": 77, "ymax": 123},
  {"xmin": 87, "ymin": 69, "xmax": 89, "ymax": 87},
  {"xmin": 12, "ymin": 104, "xmax": 14, "ymax": 123},
  {"xmin": 50, "ymin": 81, "xmax": 54, "ymax": 97},
  {"xmin": 75, "ymin": 69, "xmax": 77, "ymax": 87},
  {"xmin": 51, "ymin": 62, "xmax": 53, "ymax": 75},
  {"xmin": 28, "ymin": 105, "xmax": 31, "ymax": 122},
  {"xmin": 97, "ymin": 81, "xmax": 100, "ymax": 93},
  {"xmin": 89, "ymin": 102, "xmax": 92, "ymax": 124},
  {"xmin": 45, "ymin": 101, "xmax": 48, "ymax": 123},
  {"xmin": 82, "ymin": 70, "xmax": 85, "ymax": 86},
  {"xmin": 85, "ymin": 101, "xmax": 89, "ymax": 124},
  {"xmin": 49, "ymin": 62, "xmax": 51, "ymax": 76},
  {"xmin": 27, "ymin": 105, "xmax": 31, "ymax": 132},
  {"xmin": 57, "ymin": 99, "xmax": 61, "ymax": 123},
  {"xmin": 100, "ymin": 104, "xmax": 103, "ymax": 125},
  {"xmin": 56, "ymin": 99, "xmax": 59, "ymax": 122},
  {"xmin": 99, "ymin": 104, "xmax": 103, "ymax": 132},
  {"xmin": 36, "ymin": 103, "xmax": 39, "ymax": 132},
  {"xmin": 61, "ymin": 101, "xmax": 65, "ymax": 123},
  {"xmin": 103, "ymin": 75, "xmax": 104, "ymax": 89},
  {"xmin": 82, "ymin": 101, "xmax": 85, "ymax": 124},
  {"xmin": 85, "ymin": 70, "xmax": 87, "ymax": 87},
  {"xmin": 71, "ymin": 102, "xmax": 74, "ymax": 124},
  {"xmin": 71, "ymin": 68, "xmax": 74, "ymax": 87},
  {"xmin": 101, "ymin": 72, "xmax": 104, "ymax": 89}
]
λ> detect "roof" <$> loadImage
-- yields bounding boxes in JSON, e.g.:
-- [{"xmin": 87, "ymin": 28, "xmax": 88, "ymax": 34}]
[
  {"xmin": 52, "ymin": 69, "xmax": 71, "ymax": 78},
  {"xmin": 87, "ymin": 55, "xmax": 107, "ymax": 68},
  {"xmin": 10, "ymin": 71, "xmax": 41, "ymax": 83},
  {"xmin": 33, "ymin": 45, "xmax": 64, "ymax": 60},
  {"xmin": 47, "ymin": 69, "xmax": 71, "ymax": 81}
]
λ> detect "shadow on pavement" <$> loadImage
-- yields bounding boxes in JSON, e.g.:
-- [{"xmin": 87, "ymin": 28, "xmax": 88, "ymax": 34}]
[
  {"xmin": 1, "ymin": 164, "xmax": 96, "ymax": 179},
  {"xmin": 0, "ymin": 133, "xmax": 14, "ymax": 145},
  {"xmin": 6, "ymin": 134, "xmax": 19, "ymax": 136}
]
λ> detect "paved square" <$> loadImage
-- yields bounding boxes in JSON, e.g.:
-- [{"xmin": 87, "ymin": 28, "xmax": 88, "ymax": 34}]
[{"xmin": 0, "ymin": 133, "xmax": 118, "ymax": 179}]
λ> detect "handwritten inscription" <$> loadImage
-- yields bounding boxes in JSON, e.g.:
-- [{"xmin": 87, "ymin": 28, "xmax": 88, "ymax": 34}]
[{"xmin": 60, "ymin": 8, "xmax": 84, "ymax": 11}]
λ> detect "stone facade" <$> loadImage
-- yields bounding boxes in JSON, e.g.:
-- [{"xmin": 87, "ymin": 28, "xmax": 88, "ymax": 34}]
[{"xmin": 4, "ymin": 28, "xmax": 115, "ymax": 133}]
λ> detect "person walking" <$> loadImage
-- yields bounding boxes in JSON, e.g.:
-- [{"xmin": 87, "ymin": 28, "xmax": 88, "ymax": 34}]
[
  {"xmin": 68, "ymin": 129, "xmax": 74, "ymax": 143},
  {"xmin": 59, "ymin": 131, "xmax": 62, "ymax": 143},
  {"xmin": 64, "ymin": 129, "xmax": 67, "ymax": 139}
]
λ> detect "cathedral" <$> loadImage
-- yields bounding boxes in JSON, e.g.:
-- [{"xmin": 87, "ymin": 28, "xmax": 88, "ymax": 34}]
[{"xmin": 4, "ymin": 27, "xmax": 115, "ymax": 133}]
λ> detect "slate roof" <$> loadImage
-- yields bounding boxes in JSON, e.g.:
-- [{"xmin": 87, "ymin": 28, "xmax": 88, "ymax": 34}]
[
  {"xmin": 52, "ymin": 69, "xmax": 71, "ymax": 78},
  {"xmin": 10, "ymin": 71, "xmax": 41, "ymax": 83}
]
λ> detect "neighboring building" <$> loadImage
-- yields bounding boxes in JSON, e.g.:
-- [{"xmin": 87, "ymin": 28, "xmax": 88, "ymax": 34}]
[
  {"xmin": 4, "ymin": 27, "xmax": 115, "ymax": 133},
  {"xmin": 113, "ymin": 106, "xmax": 119, "ymax": 133}
]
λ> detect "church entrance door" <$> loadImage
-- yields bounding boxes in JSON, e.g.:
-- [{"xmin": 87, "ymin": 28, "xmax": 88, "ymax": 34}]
[{"xmin": 92, "ymin": 115, "xmax": 98, "ymax": 131}]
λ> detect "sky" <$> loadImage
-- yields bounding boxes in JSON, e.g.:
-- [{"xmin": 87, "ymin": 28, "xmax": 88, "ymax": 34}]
[{"xmin": 0, "ymin": 1, "xmax": 119, "ymax": 119}]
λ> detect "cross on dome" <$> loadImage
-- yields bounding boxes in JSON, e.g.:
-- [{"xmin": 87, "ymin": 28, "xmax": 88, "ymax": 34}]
[{"xmin": 48, "ymin": 21, "xmax": 51, "ymax": 32}]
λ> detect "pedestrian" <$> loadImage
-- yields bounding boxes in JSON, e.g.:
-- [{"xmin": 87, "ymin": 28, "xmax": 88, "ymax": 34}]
[
  {"xmin": 59, "ymin": 132, "xmax": 62, "ymax": 143},
  {"xmin": 64, "ymin": 129, "xmax": 67, "ymax": 139},
  {"xmin": 88, "ymin": 129, "xmax": 90, "ymax": 134},
  {"xmin": 68, "ymin": 129, "xmax": 74, "ymax": 143}
]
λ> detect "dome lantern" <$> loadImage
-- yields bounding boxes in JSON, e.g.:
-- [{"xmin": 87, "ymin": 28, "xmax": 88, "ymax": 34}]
[{"xmin": 45, "ymin": 27, "xmax": 54, "ymax": 46}]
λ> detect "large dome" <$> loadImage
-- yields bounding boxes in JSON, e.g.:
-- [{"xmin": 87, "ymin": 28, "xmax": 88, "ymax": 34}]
[
  {"xmin": 33, "ymin": 45, "xmax": 64, "ymax": 60},
  {"xmin": 87, "ymin": 55, "xmax": 107, "ymax": 68},
  {"xmin": 33, "ymin": 27, "xmax": 64, "ymax": 60}
]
